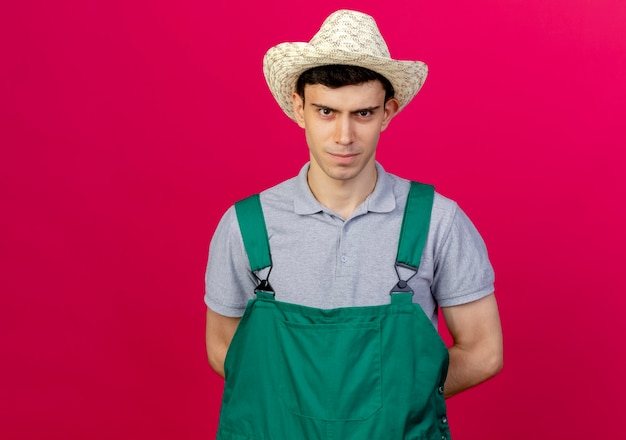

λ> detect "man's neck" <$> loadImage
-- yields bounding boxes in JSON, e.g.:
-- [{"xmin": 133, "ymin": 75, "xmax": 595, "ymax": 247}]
[{"xmin": 307, "ymin": 165, "xmax": 378, "ymax": 220}]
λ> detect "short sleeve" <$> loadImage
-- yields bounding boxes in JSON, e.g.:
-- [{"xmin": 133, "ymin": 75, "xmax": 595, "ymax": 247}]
[
  {"xmin": 204, "ymin": 206, "xmax": 257, "ymax": 317},
  {"xmin": 432, "ymin": 205, "xmax": 495, "ymax": 307}
]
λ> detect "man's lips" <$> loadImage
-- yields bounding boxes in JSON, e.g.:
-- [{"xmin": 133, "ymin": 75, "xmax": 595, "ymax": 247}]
[{"xmin": 328, "ymin": 152, "xmax": 359, "ymax": 163}]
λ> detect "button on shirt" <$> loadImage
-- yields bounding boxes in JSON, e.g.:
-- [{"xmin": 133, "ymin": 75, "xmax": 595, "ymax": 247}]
[{"xmin": 205, "ymin": 162, "xmax": 495, "ymax": 328}]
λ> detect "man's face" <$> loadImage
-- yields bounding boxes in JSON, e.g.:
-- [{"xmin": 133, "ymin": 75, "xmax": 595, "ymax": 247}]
[{"xmin": 292, "ymin": 80, "xmax": 399, "ymax": 186}]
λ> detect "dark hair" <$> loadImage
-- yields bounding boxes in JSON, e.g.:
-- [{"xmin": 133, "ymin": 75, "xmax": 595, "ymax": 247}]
[{"xmin": 295, "ymin": 65, "xmax": 395, "ymax": 102}]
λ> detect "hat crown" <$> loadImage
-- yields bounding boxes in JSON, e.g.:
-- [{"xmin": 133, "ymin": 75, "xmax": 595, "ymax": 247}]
[{"xmin": 308, "ymin": 10, "xmax": 391, "ymax": 59}]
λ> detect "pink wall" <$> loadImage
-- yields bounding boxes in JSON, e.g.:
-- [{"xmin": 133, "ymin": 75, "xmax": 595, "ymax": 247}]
[{"xmin": 1, "ymin": 0, "xmax": 625, "ymax": 438}]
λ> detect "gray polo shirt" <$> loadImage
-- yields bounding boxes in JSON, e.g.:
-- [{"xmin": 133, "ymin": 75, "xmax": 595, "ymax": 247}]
[{"xmin": 204, "ymin": 162, "xmax": 494, "ymax": 328}]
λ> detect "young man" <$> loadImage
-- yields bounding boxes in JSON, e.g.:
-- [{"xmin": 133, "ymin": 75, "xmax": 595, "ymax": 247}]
[{"xmin": 205, "ymin": 10, "xmax": 502, "ymax": 439}]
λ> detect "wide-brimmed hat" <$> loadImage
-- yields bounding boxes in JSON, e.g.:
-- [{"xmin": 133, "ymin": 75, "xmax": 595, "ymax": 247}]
[{"xmin": 263, "ymin": 9, "xmax": 428, "ymax": 121}]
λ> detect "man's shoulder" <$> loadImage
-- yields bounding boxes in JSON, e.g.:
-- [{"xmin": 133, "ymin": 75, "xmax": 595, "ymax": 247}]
[
  {"xmin": 260, "ymin": 174, "xmax": 300, "ymax": 199},
  {"xmin": 432, "ymin": 191, "xmax": 459, "ymax": 217},
  {"xmin": 257, "ymin": 174, "xmax": 301, "ymax": 215},
  {"xmin": 383, "ymin": 169, "xmax": 459, "ymax": 217},
  {"xmin": 230, "ymin": 169, "xmax": 302, "ymax": 210}
]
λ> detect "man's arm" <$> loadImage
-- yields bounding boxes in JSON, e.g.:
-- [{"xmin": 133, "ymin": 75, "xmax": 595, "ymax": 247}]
[
  {"xmin": 205, "ymin": 308, "xmax": 240, "ymax": 378},
  {"xmin": 441, "ymin": 293, "xmax": 503, "ymax": 398}
]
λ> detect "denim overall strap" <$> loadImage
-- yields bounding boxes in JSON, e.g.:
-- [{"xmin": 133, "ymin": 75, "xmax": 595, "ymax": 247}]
[
  {"xmin": 234, "ymin": 194, "xmax": 272, "ymax": 272},
  {"xmin": 391, "ymin": 181, "xmax": 435, "ymax": 301},
  {"xmin": 235, "ymin": 194, "xmax": 274, "ymax": 295},
  {"xmin": 397, "ymin": 181, "xmax": 435, "ymax": 269}
]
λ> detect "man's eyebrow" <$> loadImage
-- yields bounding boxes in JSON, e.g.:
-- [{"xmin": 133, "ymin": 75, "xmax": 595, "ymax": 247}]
[
  {"xmin": 311, "ymin": 103, "xmax": 338, "ymax": 112},
  {"xmin": 310, "ymin": 103, "xmax": 381, "ymax": 113},
  {"xmin": 351, "ymin": 105, "xmax": 381, "ymax": 114}
]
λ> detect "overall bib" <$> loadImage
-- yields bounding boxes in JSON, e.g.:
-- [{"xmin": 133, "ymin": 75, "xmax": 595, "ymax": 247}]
[{"xmin": 216, "ymin": 182, "xmax": 451, "ymax": 440}]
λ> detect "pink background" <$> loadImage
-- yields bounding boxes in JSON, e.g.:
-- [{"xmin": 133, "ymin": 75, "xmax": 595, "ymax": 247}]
[{"xmin": 1, "ymin": 0, "xmax": 625, "ymax": 438}]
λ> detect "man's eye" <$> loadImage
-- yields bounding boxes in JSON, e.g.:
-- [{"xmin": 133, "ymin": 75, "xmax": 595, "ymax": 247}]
[
  {"xmin": 358, "ymin": 110, "xmax": 371, "ymax": 117},
  {"xmin": 319, "ymin": 108, "xmax": 333, "ymax": 116}
]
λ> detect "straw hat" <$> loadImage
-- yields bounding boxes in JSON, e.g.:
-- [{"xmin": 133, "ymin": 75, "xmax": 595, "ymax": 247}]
[{"xmin": 263, "ymin": 10, "xmax": 428, "ymax": 121}]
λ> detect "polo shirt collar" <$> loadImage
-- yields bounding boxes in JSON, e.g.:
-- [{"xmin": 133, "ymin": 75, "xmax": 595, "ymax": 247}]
[{"xmin": 293, "ymin": 161, "xmax": 396, "ymax": 215}]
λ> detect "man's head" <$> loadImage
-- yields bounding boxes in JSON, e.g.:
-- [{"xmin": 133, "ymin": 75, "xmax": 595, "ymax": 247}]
[
  {"xmin": 290, "ymin": 73, "xmax": 400, "ymax": 186},
  {"xmin": 291, "ymin": 65, "xmax": 399, "ymax": 185},
  {"xmin": 263, "ymin": 9, "xmax": 428, "ymax": 121}
]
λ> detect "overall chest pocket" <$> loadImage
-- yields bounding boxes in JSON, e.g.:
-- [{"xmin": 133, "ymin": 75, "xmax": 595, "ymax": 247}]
[{"xmin": 276, "ymin": 319, "xmax": 382, "ymax": 422}]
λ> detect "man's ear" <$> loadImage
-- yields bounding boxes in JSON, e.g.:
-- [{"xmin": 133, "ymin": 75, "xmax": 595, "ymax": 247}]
[
  {"xmin": 380, "ymin": 97, "xmax": 400, "ymax": 132},
  {"xmin": 292, "ymin": 92, "xmax": 306, "ymax": 128}
]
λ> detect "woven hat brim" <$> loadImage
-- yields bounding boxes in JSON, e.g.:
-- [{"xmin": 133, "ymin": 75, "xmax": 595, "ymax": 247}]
[{"xmin": 263, "ymin": 42, "xmax": 428, "ymax": 121}]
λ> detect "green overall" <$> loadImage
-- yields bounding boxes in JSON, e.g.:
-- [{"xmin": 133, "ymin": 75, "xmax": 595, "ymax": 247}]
[{"xmin": 217, "ymin": 182, "xmax": 451, "ymax": 440}]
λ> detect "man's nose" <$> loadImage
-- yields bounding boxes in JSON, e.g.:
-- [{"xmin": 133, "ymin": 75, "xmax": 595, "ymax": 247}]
[{"xmin": 334, "ymin": 116, "xmax": 354, "ymax": 145}]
